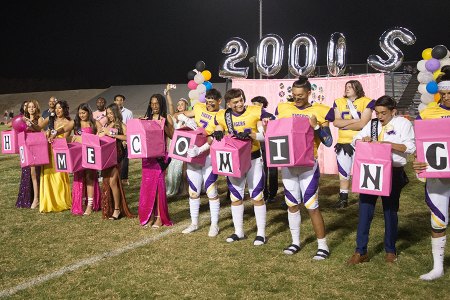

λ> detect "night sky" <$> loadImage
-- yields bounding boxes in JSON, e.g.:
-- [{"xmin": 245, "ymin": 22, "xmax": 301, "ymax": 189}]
[{"xmin": 1, "ymin": 0, "xmax": 448, "ymax": 91}]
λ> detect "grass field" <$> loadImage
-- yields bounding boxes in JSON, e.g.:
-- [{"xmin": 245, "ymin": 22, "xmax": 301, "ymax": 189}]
[{"xmin": 1, "ymin": 126, "xmax": 449, "ymax": 299}]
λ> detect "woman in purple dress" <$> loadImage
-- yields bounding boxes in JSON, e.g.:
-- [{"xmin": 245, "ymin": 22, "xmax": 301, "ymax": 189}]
[{"xmin": 16, "ymin": 100, "xmax": 42, "ymax": 208}]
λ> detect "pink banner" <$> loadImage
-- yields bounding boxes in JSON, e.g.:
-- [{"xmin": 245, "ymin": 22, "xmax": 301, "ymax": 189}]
[{"xmin": 232, "ymin": 74, "xmax": 385, "ymax": 174}]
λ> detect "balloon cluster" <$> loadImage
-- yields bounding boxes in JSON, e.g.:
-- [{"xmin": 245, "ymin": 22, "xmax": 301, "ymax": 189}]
[
  {"xmin": 417, "ymin": 45, "xmax": 450, "ymax": 111},
  {"xmin": 187, "ymin": 61, "xmax": 213, "ymax": 104}
]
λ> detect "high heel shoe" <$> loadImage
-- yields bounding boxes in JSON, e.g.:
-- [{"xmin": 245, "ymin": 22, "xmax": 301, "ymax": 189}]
[
  {"xmin": 31, "ymin": 199, "xmax": 39, "ymax": 209},
  {"xmin": 83, "ymin": 198, "xmax": 93, "ymax": 216},
  {"xmin": 109, "ymin": 208, "xmax": 120, "ymax": 220},
  {"xmin": 152, "ymin": 216, "xmax": 162, "ymax": 228}
]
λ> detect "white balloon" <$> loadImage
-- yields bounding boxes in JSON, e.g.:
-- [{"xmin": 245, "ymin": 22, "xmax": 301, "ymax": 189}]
[
  {"xmin": 194, "ymin": 73, "xmax": 205, "ymax": 84},
  {"xmin": 418, "ymin": 83, "xmax": 427, "ymax": 94},
  {"xmin": 420, "ymin": 92, "xmax": 434, "ymax": 104},
  {"xmin": 418, "ymin": 103, "xmax": 427, "ymax": 112},
  {"xmin": 440, "ymin": 58, "xmax": 450, "ymax": 68},
  {"xmin": 417, "ymin": 71, "xmax": 433, "ymax": 84},
  {"xmin": 196, "ymin": 83, "xmax": 206, "ymax": 94},
  {"xmin": 416, "ymin": 60, "xmax": 427, "ymax": 72},
  {"xmin": 188, "ymin": 89, "xmax": 199, "ymax": 100}
]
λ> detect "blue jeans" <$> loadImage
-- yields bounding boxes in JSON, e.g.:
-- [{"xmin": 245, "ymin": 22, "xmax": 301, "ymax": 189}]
[{"xmin": 356, "ymin": 167, "xmax": 408, "ymax": 255}]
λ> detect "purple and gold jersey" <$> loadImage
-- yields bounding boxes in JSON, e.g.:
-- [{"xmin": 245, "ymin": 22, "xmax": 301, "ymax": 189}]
[
  {"xmin": 275, "ymin": 102, "xmax": 334, "ymax": 157},
  {"xmin": 193, "ymin": 103, "xmax": 220, "ymax": 135},
  {"xmin": 333, "ymin": 96, "xmax": 375, "ymax": 143},
  {"xmin": 417, "ymin": 102, "xmax": 450, "ymax": 120},
  {"xmin": 215, "ymin": 105, "xmax": 262, "ymax": 152}
]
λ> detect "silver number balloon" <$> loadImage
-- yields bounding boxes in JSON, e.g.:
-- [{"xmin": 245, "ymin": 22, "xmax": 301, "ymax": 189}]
[
  {"xmin": 288, "ymin": 33, "xmax": 317, "ymax": 77},
  {"xmin": 327, "ymin": 32, "xmax": 346, "ymax": 76},
  {"xmin": 256, "ymin": 34, "xmax": 284, "ymax": 77},
  {"xmin": 219, "ymin": 37, "xmax": 249, "ymax": 79},
  {"xmin": 367, "ymin": 27, "xmax": 416, "ymax": 73}
]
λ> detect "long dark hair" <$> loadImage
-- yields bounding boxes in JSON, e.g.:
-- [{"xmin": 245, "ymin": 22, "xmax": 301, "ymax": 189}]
[
  {"xmin": 144, "ymin": 94, "xmax": 168, "ymax": 119},
  {"xmin": 20, "ymin": 100, "xmax": 28, "ymax": 115},
  {"xmin": 106, "ymin": 103, "xmax": 124, "ymax": 133},
  {"xmin": 55, "ymin": 100, "xmax": 71, "ymax": 120},
  {"xmin": 74, "ymin": 103, "xmax": 96, "ymax": 135}
]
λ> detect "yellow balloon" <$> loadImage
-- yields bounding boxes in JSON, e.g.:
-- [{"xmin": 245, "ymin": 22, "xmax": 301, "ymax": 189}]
[
  {"xmin": 201, "ymin": 70, "xmax": 212, "ymax": 81},
  {"xmin": 433, "ymin": 70, "xmax": 444, "ymax": 80},
  {"xmin": 422, "ymin": 48, "xmax": 432, "ymax": 60},
  {"xmin": 434, "ymin": 93, "xmax": 441, "ymax": 103}
]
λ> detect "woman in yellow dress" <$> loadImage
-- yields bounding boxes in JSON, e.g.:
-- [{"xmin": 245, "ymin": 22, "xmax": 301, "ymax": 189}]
[{"xmin": 38, "ymin": 100, "xmax": 72, "ymax": 212}]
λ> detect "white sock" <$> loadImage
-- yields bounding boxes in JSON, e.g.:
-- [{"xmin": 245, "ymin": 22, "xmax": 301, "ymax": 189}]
[
  {"xmin": 254, "ymin": 204, "xmax": 266, "ymax": 238},
  {"xmin": 189, "ymin": 198, "xmax": 200, "ymax": 226},
  {"xmin": 209, "ymin": 199, "xmax": 220, "ymax": 226},
  {"xmin": 339, "ymin": 189, "xmax": 349, "ymax": 194},
  {"xmin": 317, "ymin": 237, "xmax": 329, "ymax": 252},
  {"xmin": 87, "ymin": 197, "xmax": 93, "ymax": 206},
  {"xmin": 420, "ymin": 236, "xmax": 446, "ymax": 281},
  {"xmin": 288, "ymin": 210, "xmax": 301, "ymax": 246},
  {"xmin": 231, "ymin": 204, "xmax": 244, "ymax": 238}
]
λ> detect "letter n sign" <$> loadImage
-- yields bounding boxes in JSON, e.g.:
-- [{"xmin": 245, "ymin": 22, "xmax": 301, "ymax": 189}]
[
  {"xmin": 359, "ymin": 163, "xmax": 383, "ymax": 191},
  {"xmin": 268, "ymin": 136, "xmax": 290, "ymax": 164},
  {"xmin": 173, "ymin": 136, "xmax": 190, "ymax": 158},
  {"xmin": 3, "ymin": 134, "xmax": 11, "ymax": 151},
  {"xmin": 86, "ymin": 147, "xmax": 95, "ymax": 164},
  {"xmin": 423, "ymin": 142, "xmax": 449, "ymax": 172},
  {"xmin": 56, "ymin": 153, "xmax": 67, "ymax": 170},
  {"xmin": 130, "ymin": 134, "xmax": 142, "ymax": 155},
  {"xmin": 216, "ymin": 151, "xmax": 233, "ymax": 173}
]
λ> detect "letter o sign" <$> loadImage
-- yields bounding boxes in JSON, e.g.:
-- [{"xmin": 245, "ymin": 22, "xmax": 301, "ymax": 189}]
[{"xmin": 175, "ymin": 136, "xmax": 190, "ymax": 157}]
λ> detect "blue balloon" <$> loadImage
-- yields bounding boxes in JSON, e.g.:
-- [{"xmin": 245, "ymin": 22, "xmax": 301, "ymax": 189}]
[
  {"xmin": 426, "ymin": 81, "xmax": 438, "ymax": 94},
  {"xmin": 203, "ymin": 81, "xmax": 213, "ymax": 91}
]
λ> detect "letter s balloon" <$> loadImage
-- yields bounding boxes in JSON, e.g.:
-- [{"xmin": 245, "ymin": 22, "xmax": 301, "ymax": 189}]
[{"xmin": 367, "ymin": 27, "xmax": 416, "ymax": 72}]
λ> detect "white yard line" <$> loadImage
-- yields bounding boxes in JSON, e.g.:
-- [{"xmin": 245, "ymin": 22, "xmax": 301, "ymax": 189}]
[{"xmin": 0, "ymin": 208, "xmax": 231, "ymax": 298}]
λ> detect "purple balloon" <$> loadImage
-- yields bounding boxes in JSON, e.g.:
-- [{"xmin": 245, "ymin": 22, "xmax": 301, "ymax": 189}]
[
  {"xmin": 198, "ymin": 92, "xmax": 206, "ymax": 103},
  {"xmin": 11, "ymin": 115, "xmax": 27, "ymax": 133},
  {"xmin": 425, "ymin": 58, "xmax": 440, "ymax": 72}
]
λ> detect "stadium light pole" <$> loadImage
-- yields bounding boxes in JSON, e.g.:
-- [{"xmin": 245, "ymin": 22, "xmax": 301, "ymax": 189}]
[{"xmin": 258, "ymin": 0, "xmax": 262, "ymax": 79}]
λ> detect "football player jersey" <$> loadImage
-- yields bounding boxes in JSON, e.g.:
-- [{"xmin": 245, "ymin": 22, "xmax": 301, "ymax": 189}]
[
  {"xmin": 275, "ymin": 102, "xmax": 334, "ymax": 157},
  {"xmin": 214, "ymin": 105, "xmax": 262, "ymax": 152},
  {"xmin": 193, "ymin": 103, "xmax": 220, "ymax": 135},
  {"xmin": 333, "ymin": 96, "xmax": 375, "ymax": 144},
  {"xmin": 417, "ymin": 102, "xmax": 450, "ymax": 120}
]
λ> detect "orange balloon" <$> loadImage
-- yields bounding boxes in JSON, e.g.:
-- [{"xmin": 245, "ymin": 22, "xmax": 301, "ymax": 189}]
[
  {"xmin": 201, "ymin": 70, "xmax": 212, "ymax": 81},
  {"xmin": 434, "ymin": 93, "xmax": 441, "ymax": 102},
  {"xmin": 422, "ymin": 48, "xmax": 432, "ymax": 60}
]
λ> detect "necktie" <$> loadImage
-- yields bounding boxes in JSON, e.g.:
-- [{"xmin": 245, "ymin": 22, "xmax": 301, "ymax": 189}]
[{"xmin": 378, "ymin": 125, "xmax": 386, "ymax": 141}]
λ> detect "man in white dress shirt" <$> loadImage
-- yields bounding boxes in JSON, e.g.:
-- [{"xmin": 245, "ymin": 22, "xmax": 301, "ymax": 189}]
[
  {"xmin": 114, "ymin": 94, "xmax": 133, "ymax": 185},
  {"xmin": 347, "ymin": 95, "xmax": 415, "ymax": 265}
]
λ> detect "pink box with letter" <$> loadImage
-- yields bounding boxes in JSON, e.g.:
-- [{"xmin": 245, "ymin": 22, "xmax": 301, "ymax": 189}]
[{"xmin": 210, "ymin": 135, "xmax": 251, "ymax": 178}]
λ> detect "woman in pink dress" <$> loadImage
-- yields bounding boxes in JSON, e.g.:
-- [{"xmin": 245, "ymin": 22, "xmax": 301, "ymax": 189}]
[
  {"xmin": 70, "ymin": 103, "xmax": 103, "ymax": 215},
  {"xmin": 139, "ymin": 94, "xmax": 174, "ymax": 227}
]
